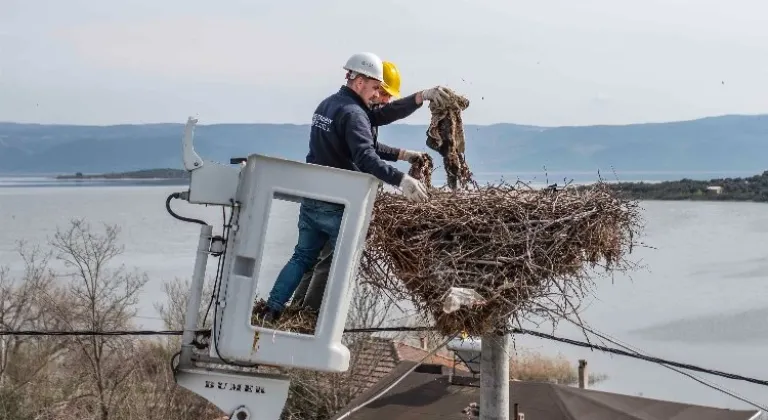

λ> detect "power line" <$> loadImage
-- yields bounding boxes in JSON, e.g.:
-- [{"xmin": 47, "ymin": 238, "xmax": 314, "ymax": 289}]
[
  {"xmin": 0, "ymin": 325, "xmax": 433, "ymax": 337},
  {"xmin": 336, "ymin": 333, "xmax": 460, "ymax": 420},
  {"xmin": 509, "ymin": 327, "xmax": 768, "ymax": 388},
  {"xmin": 568, "ymin": 322, "xmax": 768, "ymax": 412},
  {"xmin": 4, "ymin": 325, "xmax": 768, "ymax": 390},
  {"xmin": 0, "ymin": 330, "xmax": 188, "ymax": 336}
]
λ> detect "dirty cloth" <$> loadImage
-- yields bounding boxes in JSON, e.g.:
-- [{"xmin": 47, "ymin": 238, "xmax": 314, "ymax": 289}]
[{"xmin": 424, "ymin": 88, "xmax": 472, "ymax": 190}]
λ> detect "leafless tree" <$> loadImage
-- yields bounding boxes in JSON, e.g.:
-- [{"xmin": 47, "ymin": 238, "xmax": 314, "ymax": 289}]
[
  {"xmin": 119, "ymin": 337, "xmax": 223, "ymax": 420},
  {"xmin": 142, "ymin": 275, "xmax": 223, "ymax": 419},
  {"xmin": 39, "ymin": 219, "xmax": 149, "ymax": 420},
  {"xmin": 0, "ymin": 242, "xmax": 70, "ymax": 419},
  {"xmin": 154, "ymin": 275, "xmax": 216, "ymax": 347},
  {"xmin": 0, "ymin": 217, "xmax": 420, "ymax": 420}
]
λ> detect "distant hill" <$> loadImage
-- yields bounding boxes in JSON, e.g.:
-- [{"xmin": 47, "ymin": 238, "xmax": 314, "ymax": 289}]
[{"xmin": 1, "ymin": 114, "xmax": 767, "ymax": 175}]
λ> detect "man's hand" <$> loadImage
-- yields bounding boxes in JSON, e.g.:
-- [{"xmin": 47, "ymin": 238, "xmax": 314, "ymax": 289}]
[
  {"xmin": 421, "ymin": 86, "xmax": 451, "ymax": 106},
  {"xmin": 399, "ymin": 174, "xmax": 428, "ymax": 203},
  {"xmin": 400, "ymin": 149, "xmax": 427, "ymax": 163}
]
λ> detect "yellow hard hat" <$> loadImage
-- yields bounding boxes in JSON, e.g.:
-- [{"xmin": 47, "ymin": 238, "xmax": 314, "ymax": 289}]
[{"xmin": 380, "ymin": 61, "xmax": 401, "ymax": 98}]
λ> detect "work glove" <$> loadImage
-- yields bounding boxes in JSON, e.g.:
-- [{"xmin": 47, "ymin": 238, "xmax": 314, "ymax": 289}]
[
  {"xmin": 401, "ymin": 149, "xmax": 427, "ymax": 164},
  {"xmin": 421, "ymin": 86, "xmax": 451, "ymax": 106},
  {"xmin": 399, "ymin": 174, "xmax": 429, "ymax": 203}
]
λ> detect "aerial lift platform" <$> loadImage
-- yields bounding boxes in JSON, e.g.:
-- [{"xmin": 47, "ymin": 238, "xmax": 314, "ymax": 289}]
[{"xmin": 167, "ymin": 117, "xmax": 381, "ymax": 419}]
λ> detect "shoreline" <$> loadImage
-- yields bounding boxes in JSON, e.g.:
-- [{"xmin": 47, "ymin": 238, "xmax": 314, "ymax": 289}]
[
  {"xmin": 55, "ymin": 168, "xmax": 189, "ymax": 180},
  {"xmin": 33, "ymin": 167, "xmax": 768, "ymax": 204}
]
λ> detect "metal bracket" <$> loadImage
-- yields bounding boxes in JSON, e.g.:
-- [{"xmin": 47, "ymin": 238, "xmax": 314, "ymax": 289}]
[
  {"xmin": 175, "ymin": 366, "xmax": 291, "ymax": 419},
  {"xmin": 180, "ymin": 116, "xmax": 242, "ymax": 206},
  {"xmin": 182, "ymin": 117, "xmax": 204, "ymax": 171},
  {"xmin": 210, "ymin": 236, "xmax": 226, "ymax": 257}
]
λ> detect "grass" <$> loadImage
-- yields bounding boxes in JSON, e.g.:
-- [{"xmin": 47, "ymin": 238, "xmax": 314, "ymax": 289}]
[{"xmin": 510, "ymin": 350, "xmax": 608, "ymax": 386}]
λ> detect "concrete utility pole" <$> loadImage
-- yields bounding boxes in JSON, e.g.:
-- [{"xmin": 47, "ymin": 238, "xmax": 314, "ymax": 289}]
[{"xmin": 480, "ymin": 332, "xmax": 510, "ymax": 420}]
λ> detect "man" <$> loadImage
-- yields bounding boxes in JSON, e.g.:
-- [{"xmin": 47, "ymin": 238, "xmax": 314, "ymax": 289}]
[
  {"xmin": 292, "ymin": 60, "xmax": 424, "ymax": 311},
  {"xmin": 258, "ymin": 52, "xmax": 449, "ymax": 321}
]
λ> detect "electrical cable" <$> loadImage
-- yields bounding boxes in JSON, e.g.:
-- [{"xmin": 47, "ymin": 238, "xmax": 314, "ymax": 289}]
[
  {"xmin": 562, "ymin": 320, "xmax": 768, "ymax": 412},
  {"xmin": 336, "ymin": 324, "xmax": 768, "ymax": 416},
  {"xmin": 165, "ymin": 192, "xmax": 207, "ymax": 225},
  {"xmin": 509, "ymin": 328, "xmax": 768, "ymax": 387},
  {"xmin": 0, "ymin": 330, "xmax": 195, "ymax": 336},
  {"xmin": 7, "ymin": 325, "xmax": 768, "ymax": 390},
  {"xmin": 334, "ymin": 333, "xmax": 460, "ymax": 420},
  {"xmin": 343, "ymin": 326, "xmax": 434, "ymax": 333},
  {"xmin": 209, "ymin": 198, "xmax": 262, "ymax": 368},
  {"xmin": 164, "ymin": 191, "xmax": 258, "ymax": 368},
  {"xmin": 199, "ymin": 206, "xmax": 228, "ymax": 327},
  {"xmin": 0, "ymin": 326, "xmax": 436, "ymax": 337},
  {"xmin": 163, "ymin": 189, "xmax": 218, "ymax": 329}
]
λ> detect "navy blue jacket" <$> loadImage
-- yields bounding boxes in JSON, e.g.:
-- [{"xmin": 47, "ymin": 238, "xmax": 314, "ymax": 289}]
[{"xmin": 306, "ymin": 86, "xmax": 421, "ymax": 186}]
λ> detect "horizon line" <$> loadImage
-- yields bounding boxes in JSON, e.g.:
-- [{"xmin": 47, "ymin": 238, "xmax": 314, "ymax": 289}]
[{"xmin": 1, "ymin": 112, "xmax": 766, "ymax": 129}]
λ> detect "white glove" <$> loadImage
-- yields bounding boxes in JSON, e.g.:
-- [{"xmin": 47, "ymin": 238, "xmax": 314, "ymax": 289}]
[
  {"xmin": 399, "ymin": 174, "xmax": 428, "ymax": 203},
  {"xmin": 401, "ymin": 149, "xmax": 426, "ymax": 163},
  {"xmin": 421, "ymin": 86, "xmax": 450, "ymax": 106}
]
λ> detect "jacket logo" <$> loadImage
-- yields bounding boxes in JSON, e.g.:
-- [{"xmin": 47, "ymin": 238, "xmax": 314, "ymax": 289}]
[{"xmin": 312, "ymin": 113, "xmax": 332, "ymax": 132}]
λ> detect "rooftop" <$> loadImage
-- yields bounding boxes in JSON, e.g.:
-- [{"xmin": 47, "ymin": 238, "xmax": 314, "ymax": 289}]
[
  {"xmin": 347, "ymin": 337, "xmax": 470, "ymax": 392},
  {"xmin": 333, "ymin": 362, "xmax": 761, "ymax": 420}
]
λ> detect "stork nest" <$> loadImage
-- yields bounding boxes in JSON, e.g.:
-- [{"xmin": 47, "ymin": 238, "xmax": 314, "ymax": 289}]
[
  {"xmin": 362, "ymin": 183, "xmax": 642, "ymax": 336},
  {"xmin": 251, "ymin": 299, "xmax": 319, "ymax": 335},
  {"xmin": 361, "ymin": 88, "xmax": 643, "ymax": 336}
]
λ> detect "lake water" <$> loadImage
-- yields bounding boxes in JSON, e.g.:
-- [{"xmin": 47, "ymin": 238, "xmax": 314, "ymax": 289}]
[{"xmin": 1, "ymin": 175, "xmax": 768, "ymax": 415}]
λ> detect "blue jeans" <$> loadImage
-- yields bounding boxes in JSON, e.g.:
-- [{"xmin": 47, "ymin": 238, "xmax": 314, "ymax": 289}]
[
  {"xmin": 267, "ymin": 198, "xmax": 344, "ymax": 312},
  {"xmin": 292, "ymin": 241, "xmax": 333, "ymax": 305},
  {"xmin": 293, "ymin": 242, "xmax": 334, "ymax": 312}
]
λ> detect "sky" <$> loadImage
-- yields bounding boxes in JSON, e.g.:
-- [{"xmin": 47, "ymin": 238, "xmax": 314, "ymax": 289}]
[{"xmin": 1, "ymin": 0, "xmax": 768, "ymax": 126}]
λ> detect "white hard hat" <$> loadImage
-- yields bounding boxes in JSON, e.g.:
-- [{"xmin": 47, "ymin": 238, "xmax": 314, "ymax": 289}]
[{"xmin": 343, "ymin": 52, "xmax": 384, "ymax": 82}]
